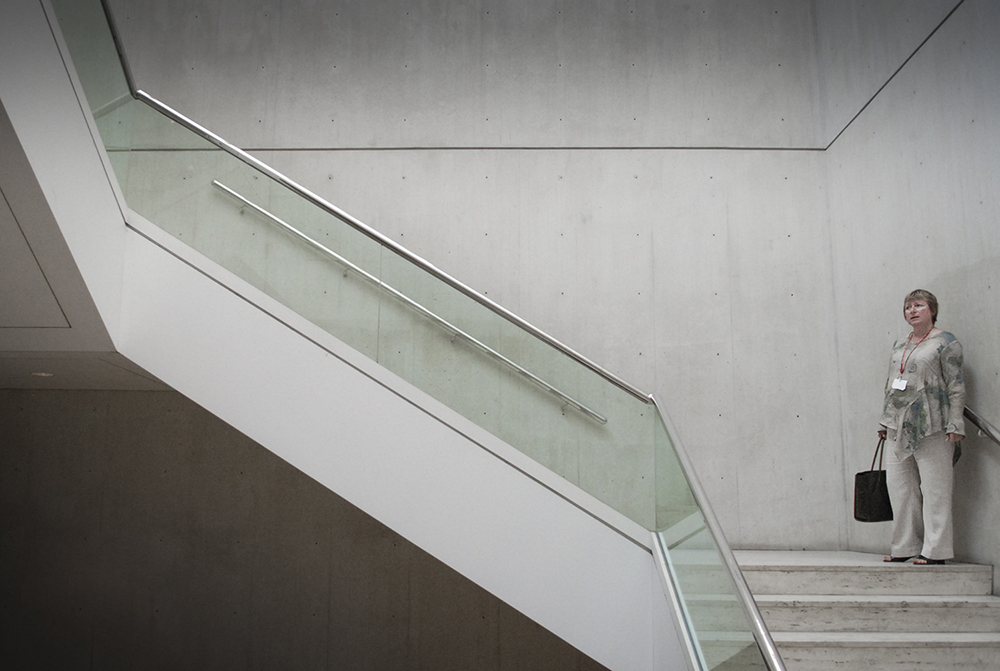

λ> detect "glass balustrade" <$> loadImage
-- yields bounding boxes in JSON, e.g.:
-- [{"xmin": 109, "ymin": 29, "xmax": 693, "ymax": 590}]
[
  {"xmin": 49, "ymin": 1, "xmax": 780, "ymax": 667},
  {"xmin": 655, "ymin": 413, "xmax": 770, "ymax": 669}
]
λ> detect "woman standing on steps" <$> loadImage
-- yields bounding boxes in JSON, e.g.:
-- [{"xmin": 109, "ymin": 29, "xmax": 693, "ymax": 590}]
[{"xmin": 879, "ymin": 290, "xmax": 965, "ymax": 566}]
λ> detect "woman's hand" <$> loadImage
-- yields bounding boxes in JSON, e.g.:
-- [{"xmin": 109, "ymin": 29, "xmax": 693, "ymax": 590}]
[
  {"xmin": 946, "ymin": 433, "xmax": 964, "ymax": 443},
  {"xmin": 878, "ymin": 430, "xmax": 887, "ymax": 439}
]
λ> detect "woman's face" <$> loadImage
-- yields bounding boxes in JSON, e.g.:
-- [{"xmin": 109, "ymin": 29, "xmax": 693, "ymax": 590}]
[{"xmin": 904, "ymin": 300, "xmax": 934, "ymax": 331}]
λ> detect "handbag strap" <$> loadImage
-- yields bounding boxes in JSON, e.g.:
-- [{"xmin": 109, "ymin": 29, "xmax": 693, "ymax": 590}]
[{"xmin": 870, "ymin": 436, "xmax": 886, "ymax": 471}]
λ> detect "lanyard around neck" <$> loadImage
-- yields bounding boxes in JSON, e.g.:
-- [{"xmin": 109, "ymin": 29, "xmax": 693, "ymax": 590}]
[{"xmin": 900, "ymin": 330, "xmax": 932, "ymax": 375}]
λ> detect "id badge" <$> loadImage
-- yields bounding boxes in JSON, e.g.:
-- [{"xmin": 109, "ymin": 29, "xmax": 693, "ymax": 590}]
[{"xmin": 891, "ymin": 378, "xmax": 907, "ymax": 391}]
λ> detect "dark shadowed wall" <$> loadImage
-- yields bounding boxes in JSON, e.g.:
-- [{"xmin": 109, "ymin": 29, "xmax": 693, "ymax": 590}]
[{"xmin": 0, "ymin": 389, "xmax": 607, "ymax": 670}]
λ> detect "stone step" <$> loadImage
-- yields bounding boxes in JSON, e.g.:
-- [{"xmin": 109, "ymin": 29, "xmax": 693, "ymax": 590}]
[
  {"xmin": 756, "ymin": 594, "xmax": 1000, "ymax": 633},
  {"xmin": 732, "ymin": 551, "xmax": 1000, "ymax": 671},
  {"xmin": 772, "ymin": 631, "xmax": 1000, "ymax": 671},
  {"xmin": 734, "ymin": 550, "xmax": 993, "ymax": 596}
]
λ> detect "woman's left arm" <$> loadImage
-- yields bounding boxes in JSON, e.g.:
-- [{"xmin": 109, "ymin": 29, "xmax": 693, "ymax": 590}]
[{"xmin": 942, "ymin": 338, "xmax": 966, "ymax": 439}]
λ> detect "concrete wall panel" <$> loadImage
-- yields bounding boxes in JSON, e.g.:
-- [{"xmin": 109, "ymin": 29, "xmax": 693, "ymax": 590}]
[
  {"xmin": 814, "ymin": 0, "xmax": 960, "ymax": 141},
  {"xmin": 826, "ymin": 0, "xmax": 1000, "ymax": 578},
  {"xmin": 0, "ymin": 392, "xmax": 107, "ymax": 669},
  {"xmin": 258, "ymin": 146, "xmax": 839, "ymax": 548},
  {"xmin": 110, "ymin": 0, "xmax": 824, "ymax": 149}
]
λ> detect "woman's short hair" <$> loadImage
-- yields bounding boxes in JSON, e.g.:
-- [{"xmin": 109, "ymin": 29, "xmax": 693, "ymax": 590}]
[{"xmin": 904, "ymin": 289, "xmax": 938, "ymax": 323}]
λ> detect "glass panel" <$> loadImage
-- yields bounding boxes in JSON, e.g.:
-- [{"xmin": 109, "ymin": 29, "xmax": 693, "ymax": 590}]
[
  {"xmin": 377, "ymin": 247, "xmax": 658, "ymax": 526},
  {"xmin": 127, "ymin": 146, "xmax": 387, "ymax": 360},
  {"xmin": 50, "ymin": 0, "xmax": 130, "ymax": 116},
  {"xmin": 655, "ymin": 414, "xmax": 769, "ymax": 670}
]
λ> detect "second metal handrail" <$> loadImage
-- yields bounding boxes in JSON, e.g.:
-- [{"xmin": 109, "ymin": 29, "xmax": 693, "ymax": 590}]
[
  {"xmin": 212, "ymin": 180, "xmax": 608, "ymax": 425},
  {"xmin": 965, "ymin": 406, "xmax": 1000, "ymax": 446}
]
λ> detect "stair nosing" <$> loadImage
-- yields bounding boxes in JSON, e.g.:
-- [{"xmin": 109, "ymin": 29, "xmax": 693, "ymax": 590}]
[
  {"xmin": 772, "ymin": 631, "xmax": 1000, "ymax": 646},
  {"xmin": 740, "ymin": 563, "xmax": 990, "ymax": 573},
  {"xmin": 754, "ymin": 593, "xmax": 1000, "ymax": 606}
]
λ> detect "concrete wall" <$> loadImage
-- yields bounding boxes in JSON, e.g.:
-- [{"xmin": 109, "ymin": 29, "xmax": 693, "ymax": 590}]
[
  {"xmin": 247, "ymin": 146, "xmax": 841, "ymax": 549},
  {"xmin": 814, "ymin": 0, "xmax": 961, "ymax": 142},
  {"xmin": 825, "ymin": 0, "xmax": 1000, "ymax": 575},
  {"xmin": 104, "ymin": 0, "xmax": 846, "ymax": 551},
  {"xmin": 99, "ymin": 0, "xmax": 994, "ymax": 559},
  {"xmin": 110, "ymin": 0, "xmax": 826, "ymax": 149},
  {"xmin": 0, "ymin": 388, "xmax": 608, "ymax": 670}
]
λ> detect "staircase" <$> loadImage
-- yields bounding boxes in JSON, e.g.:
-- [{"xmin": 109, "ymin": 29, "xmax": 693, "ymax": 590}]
[
  {"xmin": 0, "ymin": 0, "xmax": 744, "ymax": 667},
  {"xmin": 736, "ymin": 551, "xmax": 1000, "ymax": 670}
]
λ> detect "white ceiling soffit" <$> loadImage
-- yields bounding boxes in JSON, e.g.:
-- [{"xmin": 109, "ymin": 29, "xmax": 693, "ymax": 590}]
[
  {"xmin": 0, "ymin": 352, "xmax": 167, "ymax": 391},
  {"xmin": 0, "ymin": 99, "xmax": 113, "ymax": 354},
  {"xmin": 0, "ymin": 96, "xmax": 165, "ymax": 390},
  {"xmin": 0, "ymin": 185, "xmax": 67, "ymax": 328}
]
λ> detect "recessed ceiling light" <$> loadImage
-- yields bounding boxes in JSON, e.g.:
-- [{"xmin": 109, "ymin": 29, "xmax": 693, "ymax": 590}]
[{"xmin": 30, "ymin": 372, "xmax": 55, "ymax": 377}]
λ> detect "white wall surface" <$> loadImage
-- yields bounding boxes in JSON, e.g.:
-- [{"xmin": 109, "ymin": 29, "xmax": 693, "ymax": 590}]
[
  {"xmin": 814, "ymin": 0, "xmax": 960, "ymax": 142},
  {"xmin": 0, "ymin": 0, "xmax": 124, "ymax": 352},
  {"xmin": 826, "ymin": 0, "xmax": 1000, "ymax": 576},
  {"xmin": 110, "ymin": 0, "xmax": 826, "ymax": 149},
  {"xmin": 255, "ymin": 146, "xmax": 843, "ymax": 548}
]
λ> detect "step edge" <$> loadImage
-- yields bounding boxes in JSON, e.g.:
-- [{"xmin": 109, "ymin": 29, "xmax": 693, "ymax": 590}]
[
  {"xmin": 740, "ymin": 564, "xmax": 991, "ymax": 573},
  {"xmin": 772, "ymin": 632, "xmax": 1000, "ymax": 646},
  {"xmin": 754, "ymin": 594, "xmax": 1000, "ymax": 606}
]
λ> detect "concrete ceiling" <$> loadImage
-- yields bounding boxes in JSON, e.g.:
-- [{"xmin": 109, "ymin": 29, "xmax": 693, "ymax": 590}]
[{"xmin": 0, "ymin": 97, "xmax": 166, "ymax": 391}]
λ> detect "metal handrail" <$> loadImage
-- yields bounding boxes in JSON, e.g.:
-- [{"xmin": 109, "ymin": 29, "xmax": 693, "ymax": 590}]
[
  {"xmin": 650, "ymin": 394, "xmax": 787, "ymax": 671},
  {"xmin": 212, "ymin": 180, "xmax": 608, "ymax": 425},
  {"xmin": 965, "ymin": 406, "xmax": 1000, "ymax": 446},
  {"xmin": 128, "ymin": 90, "xmax": 650, "ymax": 405}
]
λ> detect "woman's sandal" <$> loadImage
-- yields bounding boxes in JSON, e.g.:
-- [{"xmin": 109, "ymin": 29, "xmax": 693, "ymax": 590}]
[
  {"xmin": 882, "ymin": 555, "xmax": 914, "ymax": 563},
  {"xmin": 913, "ymin": 555, "xmax": 946, "ymax": 565}
]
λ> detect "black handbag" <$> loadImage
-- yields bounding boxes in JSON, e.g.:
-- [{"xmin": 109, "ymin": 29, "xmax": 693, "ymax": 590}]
[{"xmin": 854, "ymin": 437, "xmax": 893, "ymax": 522}]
